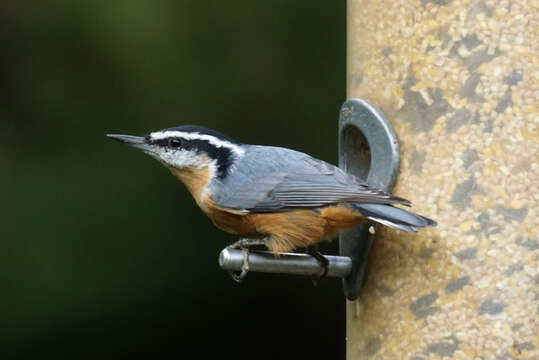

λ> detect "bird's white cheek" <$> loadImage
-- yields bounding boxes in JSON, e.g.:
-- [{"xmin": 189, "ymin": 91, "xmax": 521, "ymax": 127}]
[
  {"xmin": 159, "ymin": 149, "xmax": 199, "ymax": 168},
  {"xmin": 147, "ymin": 147, "xmax": 212, "ymax": 170}
]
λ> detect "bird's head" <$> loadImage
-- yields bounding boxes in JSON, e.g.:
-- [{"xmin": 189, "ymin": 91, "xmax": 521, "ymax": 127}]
[{"xmin": 107, "ymin": 125, "xmax": 244, "ymax": 180}]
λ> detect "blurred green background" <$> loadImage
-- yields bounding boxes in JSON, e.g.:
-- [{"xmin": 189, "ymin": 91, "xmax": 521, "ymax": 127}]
[{"xmin": 1, "ymin": 1, "xmax": 345, "ymax": 358}]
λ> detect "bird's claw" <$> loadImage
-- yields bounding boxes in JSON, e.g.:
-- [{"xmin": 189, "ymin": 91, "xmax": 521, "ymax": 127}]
[
  {"xmin": 227, "ymin": 238, "xmax": 267, "ymax": 282},
  {"xmin": 229, "ymin": 238, "xmax": 266, "ymax": 249},
  {"xmin": 228, "ymin": 247, "xmax": 251, "ymax": 283},
  {"xmin": 308, "ymin": 249, "xmax": 329, "ymax": 286}
]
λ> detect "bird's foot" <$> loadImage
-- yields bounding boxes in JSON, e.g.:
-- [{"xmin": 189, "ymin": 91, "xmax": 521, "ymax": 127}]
[
  {"xmin": 227, "ymin": 238, "xmax": 266, "ymax": 282},
  {"xmin": 229, "ymin": 238, "xmax": 267, "ymax": 249},
  {"xmin": 307, "ymin": 247, "xmax": 329, "ymax": 286},
  {"xmin": 229, "ymin": 247, "xmax": 250, "ymax": 283}
]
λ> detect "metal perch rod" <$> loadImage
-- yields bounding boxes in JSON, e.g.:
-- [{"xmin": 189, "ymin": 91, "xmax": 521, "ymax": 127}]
[{"xmin": 219, "ymin": 248, "xmax": 352, "ymax": 278}]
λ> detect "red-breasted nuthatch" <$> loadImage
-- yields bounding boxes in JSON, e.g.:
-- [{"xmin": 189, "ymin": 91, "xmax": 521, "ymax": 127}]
[{"xmin": 108, "ymin": 125, "xmax": 436, "ymax": 279}]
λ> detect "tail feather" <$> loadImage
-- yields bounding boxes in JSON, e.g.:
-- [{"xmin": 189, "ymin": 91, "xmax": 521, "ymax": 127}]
[{"xmin": 354, "ymin": 203, "xmax": 437, "ymax": 232}]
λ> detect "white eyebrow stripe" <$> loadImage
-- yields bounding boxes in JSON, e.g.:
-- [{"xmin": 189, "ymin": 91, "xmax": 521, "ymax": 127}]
[{"xmin": 150, "ymin": 130, "xmax": 245, "ymax": 156}]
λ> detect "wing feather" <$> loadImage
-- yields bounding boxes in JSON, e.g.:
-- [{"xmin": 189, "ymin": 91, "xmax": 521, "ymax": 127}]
[{"xmin": 211, "ymin": 145, "xmax": 410, "ymax": 213}]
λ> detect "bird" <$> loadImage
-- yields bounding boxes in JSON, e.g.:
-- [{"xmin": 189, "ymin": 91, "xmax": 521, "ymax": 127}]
[{"xmin": 107, "ymin": 125, "xmax": 436, "ymax": 280}]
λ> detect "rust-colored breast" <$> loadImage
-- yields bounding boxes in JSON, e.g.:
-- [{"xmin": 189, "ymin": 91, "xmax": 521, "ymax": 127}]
[
  {"xmin": 246, "ymin": 204, "xmax": 366, "ymax": 253},
  {"xmin": 169, "ymin": 166, "xmax": 211, "ymax": 209},
  {"xmin": 169, "ymin": 166, "xmax": 260, "ymax": 236},
  {"xmin": 170, "ymin": 165, "xmax": 366, "ymax": 253},
  {"xmin": 203, "ymin": 199, "xmax": 261, "ymax": 237},
  {"xmin": 199, "ymin": 199, "xmax": 366, "ymax": 253}
]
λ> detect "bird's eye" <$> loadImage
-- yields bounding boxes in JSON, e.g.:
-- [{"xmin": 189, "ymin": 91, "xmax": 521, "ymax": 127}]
[{"xmin": 169, "ymin": 138, "xmax": 182, "ymax": 148}]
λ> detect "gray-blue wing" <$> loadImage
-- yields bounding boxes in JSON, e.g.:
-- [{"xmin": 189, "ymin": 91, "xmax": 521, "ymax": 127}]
[{"xmin": 210, "ymin": 145, "xmax": 410, "ymax": 213}]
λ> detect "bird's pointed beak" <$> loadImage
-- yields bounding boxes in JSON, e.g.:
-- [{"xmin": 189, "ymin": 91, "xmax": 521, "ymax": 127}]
[{"xmin": 106, "ymin": 134, "xmax": 153, "ymax": 152}]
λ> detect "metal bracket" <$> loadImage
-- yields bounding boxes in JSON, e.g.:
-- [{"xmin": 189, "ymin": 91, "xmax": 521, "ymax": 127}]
[
  {"xmin": 339, "ymin": 98, "xmax": 400, "ymax": 300},
  {"xmin": 219, "ymin": 248, "xmax": 352, "ymax": 278}
]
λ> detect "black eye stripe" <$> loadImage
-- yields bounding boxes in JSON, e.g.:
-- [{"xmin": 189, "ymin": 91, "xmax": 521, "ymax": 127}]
[
  {"xmin": 169, "ymin": 138, "xmax": 182, "ymax": 148},
  {"xmin": 149, "ymin": 137, "xmax": 183, "ymax": 148},
  {"xmin": 148, "ymin": 136, "xmax": 233, "ymax": 179}
]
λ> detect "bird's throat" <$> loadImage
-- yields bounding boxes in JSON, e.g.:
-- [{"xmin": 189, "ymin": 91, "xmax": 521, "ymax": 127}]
[{"xmin": 169, "ymin": 166, "xmax": 213, "ymax": 209}]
